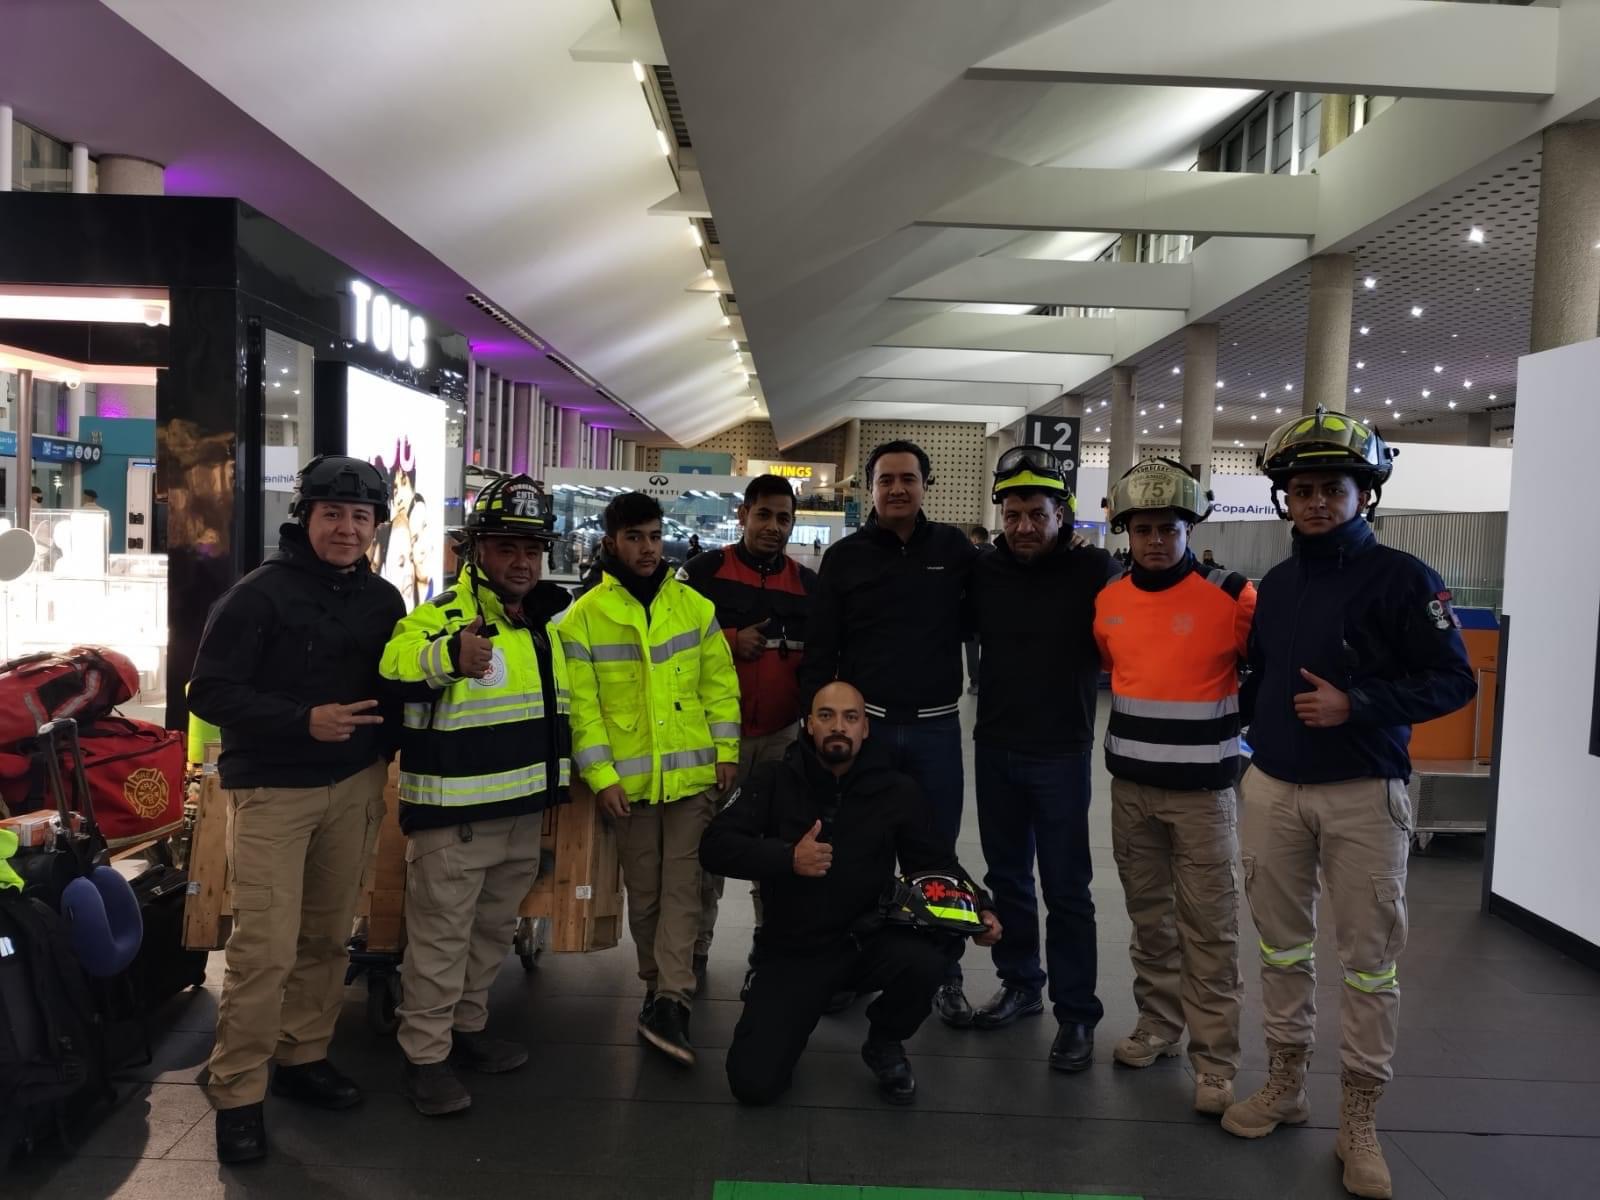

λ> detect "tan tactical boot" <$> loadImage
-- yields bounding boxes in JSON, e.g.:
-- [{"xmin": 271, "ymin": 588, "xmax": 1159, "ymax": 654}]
[
  {"xmin": 1335, "ymin": 1071, "xmax": 1392, "ymax": 1199},
  {"xmin": 1194, "ymin": 1072, "xmax": 1234, "ymax": 1116},
  {"xmin": 1220, "ymin": 1041, "xmax": 1311, "ymax": 1138},
  {"xmin": 1112, "ymin": 1025, "xmax": 1181, "ymax": 1068}
]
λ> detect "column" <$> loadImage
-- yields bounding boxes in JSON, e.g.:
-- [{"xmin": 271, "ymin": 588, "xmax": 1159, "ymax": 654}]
[
  {"xmin": 510, "ymin": 382, "xmax": 531, "ymax": 474},
  {"xmin": 1530, "ymin": 123, "xmax": 1600, "ymax": 353},
  {"xmin": 1465, "ymin": 411, "xmax": 1493, "ymax": 447},
  {"xmin": 984, "ymin": 427, "xmax": 1017, "ymax": 531},
  {"xmin": 1320, "ymin": 95, "xmax": 1351, "ymax": 156},
  {"xmin": 97, "ymin": 155, "xmax": 164, "ymax": 195},
  {"xmin": 1178, "ymin": 323, "xmax": 1218, "ymax": 489},
  {"xmin": 841, "ymin": 418, "xmax": 862, "ymax": 488},
  {"xmin": 1, "ymin": 105, "xmax": 13, "ymax": 191},
  {"xmin": 1303, "ymin": 253, "xmax": 1353, "ymax": 415},
  {"xmin": 464, "ymin": 358, "xmax": 477, "ymax": 468},
  {"xmin": 1107, "ymin": 365, "xmax": 1136, "ymax": 548},
  {"xmin": 1057, "ymin": 392, "xmax": 1085, "ymax": 419},
  {"xmin": 70, "ymin": 143, "xmax": 89, "ymax": 193},
  {"xmin": 558, "ymin": 408, "xmax": 582, "ymax": 468},
  {"xmin": 16, "ymin": 370, "xmax": 33, "ymax": 527}
]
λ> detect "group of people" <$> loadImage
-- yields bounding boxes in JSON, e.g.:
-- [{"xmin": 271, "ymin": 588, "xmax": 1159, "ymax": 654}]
[{"xmin": 188, "ymin": 409, "xmax": 1473, "ymax": 1200}]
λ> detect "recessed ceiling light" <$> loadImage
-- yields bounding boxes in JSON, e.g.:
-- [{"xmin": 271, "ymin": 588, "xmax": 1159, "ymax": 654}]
[
  {"xmin": 1385, "ymin": 398, "xmax": 1393, "ymax": 406},
  {"xmin": 1274, "ymin": 406, "xmax": 1283, "ymax": 415},
  {"xmin": 292, "ymin": 389, "xmax": 300, "ymax": 396},
  {"xmin": 1216, "ymin": 380, "xmax": 1225, "ymax": 389},
  {"xmin": 1284, "ymin": 383, "xmax": 1294, "ymax": 391},
  {"xmin": 1140, "ymin": 408, "xmax": 1147, "ymax": 416},
  {"xmin": 1157, "ymin": 402, "xmax": 1165, "ymax": 409},
  {"xmin": 1468, "ymin": 227, "xmax": 1485, "ymax": 243},
  {"xmin": 1433, "ymin": 364, "xmax": 1443, "ymax": 373},
  {"xmin": 721, "ymin": 316, "xmax": 731, "ymax": 327},
  {"xmin": 1448, "ymin": 400, "xmax": 1458, "ymax": 409},
  {"xmin": 1250, "ymin": 414, "xmax": 1258, "ymax": 420},
  {"xmin": 1102, "ymin": 400, "xmax": 1108, "ymax": 408},
  {"xmin": 1364, "ymin": 277, "xmax": 1377, "ymax": 289},
  {"xmin": 1464, "ymin": 379, "xmax": 1473, "ymax": 388},
  {"xmin": 1215, "ymin": 404, "xmax": 1223, "ymax": 412},
  {"xmin": 1259, "ymin": 391, "xmax": 1267, "ymax": 399},
  {"xmin": 704, "ymin": 268, "xmax": 714, "ymax": 278},
  {"xmin": 729, "ymin": 339, "xmax": 739, "ymax": 350},
  {"xmin": 1489, "ymin": 393, "xmax": 1498, "ymax": 400},
  {"xmin": 1359, "ymin": 325, "xmax": 1370, "ymax": 335},
  {"xmin": 1142, "ymin": 428, "xmax": 1149, "ymax": 435},
  {"xmin": 1394, "ymin": 412, "xmax": 1402, "ymax": 419},
  {"xmin": 1158, "ymin": 423, "xmax": 1165, "ymax": 429},
  {"xmin": 272, "ymin": 381, "xmax": 281, "ymax": 388},
  {"xmin": 279, "ymin": 367, "xmax": 288, "ymax": 375},
  {"xmin": 1171, "ymin": 366, "xmax": 1180, "ymax": 375},
  {"xmin": 1353, "ymin": 386, "xmax": 1362, "ymax": 394},
  {"xmin": 1451, "ymin": 333, "xmax": 1459, "ymax": 339},
  {"xmin": 1094, "ymin": 426, "xmax": 1102, "ymax": 433},
  {"xmin": 1175, "ymin": 418, "xmax": 1182, "ymax": 425},
  {"xmin": 1356, "ymin": 361, "xmax": 1365, "ymax": 369},
  {"xmin": 656, "ymin": 128, "xmax": 673, "ymax": 157},
  {"xmin": 1411, "ymin": 305, "xmax": 1424, "ymax": 317},
  {"xmin": 1234, "ymin": 440, "xmax": 1243, "ymax": 446},
  {"xmin": 690, "ymin": 224, "xmax": 704, "ymax": 248},
  {"xmin": 1421, "ymin": 388, "xmax": 1431, "ymax": 398}
]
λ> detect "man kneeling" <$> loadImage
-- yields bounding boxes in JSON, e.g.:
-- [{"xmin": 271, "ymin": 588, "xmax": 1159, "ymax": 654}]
[{"xmin": 700, "ymin": 680, "xmax": 1000, "ymax": 1106}]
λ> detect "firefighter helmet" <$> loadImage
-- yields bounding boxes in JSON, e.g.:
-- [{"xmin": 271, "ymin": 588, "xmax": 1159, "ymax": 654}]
[
  {"xmin": 992, "ymin": 444, "xmax": 1075, "ymax": 512},
  {"xmin": 881, "ymin": 872, "xmax": 987, "ymax": 938},
  {"xmin": 465, "ymin": 474, "xmax": 557, "ymax": 540},
  {"xmin": 1258, "ymin": 407, "xmax": 1397, "ymax": 519},
  {"xmin": 1105, "ymin": 458, "xmax": 1213, "ymax": 534}
]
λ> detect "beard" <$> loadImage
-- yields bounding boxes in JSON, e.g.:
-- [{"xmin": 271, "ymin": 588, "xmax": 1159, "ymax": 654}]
[{"xmin": 818, "ymin": 736, "xmax": 854, "ymax": 765}]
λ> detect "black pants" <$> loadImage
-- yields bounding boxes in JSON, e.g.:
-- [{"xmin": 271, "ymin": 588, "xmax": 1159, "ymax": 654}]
[{"xmin": 726, "ymin": 928, "xmax": 949, "ymax": 1106}]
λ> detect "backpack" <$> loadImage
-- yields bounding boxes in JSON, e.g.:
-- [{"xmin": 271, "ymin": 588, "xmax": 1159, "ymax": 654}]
[
  {"xmin": 0, "ymin": 889, "xmax": 108, "ymax": 1163},
  {"xmin": 0, "ymin": 649, "xmax": 140, "ymax": 752}
]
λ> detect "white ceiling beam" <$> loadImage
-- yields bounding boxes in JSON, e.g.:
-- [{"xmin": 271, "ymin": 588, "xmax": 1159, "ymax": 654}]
[
  {"xmin": 919, "ymin": 168, "xmax": 1317, "ymax": 238},
  {"xmin": 648, "ymin": 168, "xmax": 712, "ymax": 218},
  {"xmin": 877, "ymin": 311, "xmax": 1116, "ymax": 355},
  {"xmin": 896, "ymin": 258, "xmax": 1191, "ymax": 311},
  {"xmin": 569, "ymin": 0, "xmax": 665, "ymax": 65},
  {"xmin": 861, "ymin": 349, "xmax": 1109, "ymax": 388},
  {"xmin": 967, "ymin": 0, "xmax": 1556, "ymax": 102},
  {"xmin": 849, "ymin": 379, "xmax": 1061, "ymax": 409}
]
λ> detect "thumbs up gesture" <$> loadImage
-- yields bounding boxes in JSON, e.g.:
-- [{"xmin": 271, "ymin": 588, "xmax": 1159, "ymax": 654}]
[
  {"xmin": 792, "ymin": 819, "xmax": 833, "ymax": 878},
  {"xmin": 455, "ymin": 617, "xmax": 495, "ymax": 679},
  {"xmin": 1294, "ymin": 668, "xmax": 1351, "ymax": 729}
]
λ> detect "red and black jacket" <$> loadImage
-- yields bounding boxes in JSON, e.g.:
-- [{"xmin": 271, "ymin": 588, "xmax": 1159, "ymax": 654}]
[{"xmin": 679, "ymin": 543, "xmax": 816, "ymax": 736}]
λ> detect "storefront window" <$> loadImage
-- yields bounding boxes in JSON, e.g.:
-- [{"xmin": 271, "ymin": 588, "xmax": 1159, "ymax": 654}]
[
  {"xmin": 261, "ymin": 329, "xmax": 315, "ymax": 549},
  {"xmin": 10, "ymin": 120, "xmax": 72, "ymax": 193},
  {"xmin": 547, "ymin": 483, "xmax": 744, "ymax": 578}
]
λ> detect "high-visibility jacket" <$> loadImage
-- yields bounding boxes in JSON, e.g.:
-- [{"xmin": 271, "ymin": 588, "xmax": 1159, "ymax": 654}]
[
  {"xmin": 1093, "ymin": 556, "xmax": 1256, "ymax": 792},
  {"xmin": 380, "ymin": 567, "xmax": 572, "ymax": 834},
  {"xmin": 561, "ymin": 569, "xmax": 741, "ymax": 804}
]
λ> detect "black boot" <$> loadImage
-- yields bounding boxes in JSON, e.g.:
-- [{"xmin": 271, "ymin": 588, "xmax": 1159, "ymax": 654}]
[
  {"xmin": 451, "ymin": 1029, "xmax": 529, "ymax": 1074},
  {"xmin": 215, "ymin": 1102, "xmax": 267, "ymax": 1164},
  {"xmin": 933, "ymin": 981, "xmax": 974, "ymax": 1028},
  {"xmin": 972, "ymin": 985, "xmax": 1044, "ymax": 1031},
  {"xmin": 638, "ymin": 995, "xmax": 696, "ymax": 1066},
  {"xmin": 405, "ymin": 1059, "xmax": 472, "ymax": 1116},
  {"xmin": 271, "ymin": 1059, "xmax": 362, "ymax": 1110},
  {"xmin": 861, "ymin": 1039, "xmax": 917, "ymax": 1106},
  {"xmin": 1049, "ymin": 1022, "xmax": 1095, "ymax": 1073}
]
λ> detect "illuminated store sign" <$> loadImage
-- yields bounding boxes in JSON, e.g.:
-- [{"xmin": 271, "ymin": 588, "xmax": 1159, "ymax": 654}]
[{"xmin": 349, "ymin": 279, "xmax": 428, "ymax": 370}]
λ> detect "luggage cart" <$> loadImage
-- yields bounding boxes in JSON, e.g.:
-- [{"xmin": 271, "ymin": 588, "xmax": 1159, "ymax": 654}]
[{"xmin": 1407, "ymin": 758, "xmax": 1491, "ymax": 852}]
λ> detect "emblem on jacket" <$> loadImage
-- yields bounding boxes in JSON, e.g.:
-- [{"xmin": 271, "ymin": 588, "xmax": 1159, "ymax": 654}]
[
  {"xmin": 473, "ymin": 646, "xmax": 508, "ymax": 689},
  {"xmin": 1427, "ymin": 591, "xmax": 1460, "ymax": 631},
  {"xmin": 1171, "ymin": 613, "xmax": 1195, "ymax": 636}
]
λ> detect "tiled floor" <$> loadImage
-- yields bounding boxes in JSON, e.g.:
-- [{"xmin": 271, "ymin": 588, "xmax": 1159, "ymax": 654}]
[{"xmin": 10, "ymin": 695, "xmax": 1600, "ymax": 1199}]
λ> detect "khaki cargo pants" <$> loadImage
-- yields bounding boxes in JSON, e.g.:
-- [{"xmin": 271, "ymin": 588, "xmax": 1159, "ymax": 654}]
[
  {"xmin": 696, "ymin": 727, "xmax": 795, "ymax": 956},
  {"xmin": 206, "ymin": 759, "xmax": 387, "ymax": 1110},
  {"xmin": 1111, "ymin": 778, "xmax": 1243, "ymax": 1078},
  {"xmin": 618, "ymin": 789, "xmax": 718, "ymax": 1005},
  {"xmin": 397, "ymin": 811, "xmax": 543, "ymax": 1065},
  {"xmin": 1238, "ymin": 765, "xmax": 1412, "ymax": 1082}
]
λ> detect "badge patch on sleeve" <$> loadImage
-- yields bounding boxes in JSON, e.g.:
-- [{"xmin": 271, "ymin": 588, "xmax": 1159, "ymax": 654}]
[{"xmin": 1427, "ymin": 590, "xmax": 1461, "ymax": 631}]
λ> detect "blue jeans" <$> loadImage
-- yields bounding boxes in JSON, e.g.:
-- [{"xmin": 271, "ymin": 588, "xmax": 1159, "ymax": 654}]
[
  {"xmin": 878, "ymin": 714, "xmax": 965, "ymax": 982},
  {"xmin": 975, "ymin": 744, "xmax": 1104, "ymax": 1026}
]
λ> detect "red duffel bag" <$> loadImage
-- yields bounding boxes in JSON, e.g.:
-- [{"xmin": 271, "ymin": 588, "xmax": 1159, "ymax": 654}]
[{"xmin": 72, "ymin": 717, "xmax": 186, "ymax": 847}]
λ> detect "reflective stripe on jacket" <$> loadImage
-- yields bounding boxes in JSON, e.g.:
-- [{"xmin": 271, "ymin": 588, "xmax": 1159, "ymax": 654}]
[
  {"xmin": 379, "ymin": 567, "xmax": 572, "ymax": 832},
  {"xmin": 562, "ymin": 571, "xmax": 741, "ymax": 804},
  {"xmin": 1094, "ymin": 561, "xmax": 1255, "ymax": 791}
]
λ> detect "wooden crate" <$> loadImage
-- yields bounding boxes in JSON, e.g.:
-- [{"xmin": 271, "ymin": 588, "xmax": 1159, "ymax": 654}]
[
  {"xmin": 361, "ymin": 767, "xmax": 409, "ymax": 953},
  {"xmin": 182, "ymin": 771, "xmax": 232, "ymax": 951},
  {"xmin": 518, "ymin": 779, "xmax": 623, "ymax": 953}
]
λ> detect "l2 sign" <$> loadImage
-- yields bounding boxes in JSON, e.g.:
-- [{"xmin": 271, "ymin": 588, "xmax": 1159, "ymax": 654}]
[{"xmin": 1022, "ymin": 416, "xmax": 1080, "ymax": 504}]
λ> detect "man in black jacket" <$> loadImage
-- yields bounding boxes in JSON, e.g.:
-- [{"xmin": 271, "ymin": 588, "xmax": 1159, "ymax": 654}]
[
  {"xmin": 966, "ymin": 447, "xmax": 1115, "ymax": 1072},
  {"xmin": 702, "ymin": 680, "xmax": 999, "ymax": 1107},
  {"xmin": 799, "ymin": 440, "xmax": 979, "ymax": 1021},
  {"xmin": 188, "ymin": 456, "xmax": 405, "ymax": 1164}
]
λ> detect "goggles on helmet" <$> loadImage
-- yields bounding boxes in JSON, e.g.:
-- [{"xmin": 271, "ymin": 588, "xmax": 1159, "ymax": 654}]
[
  {"xmin": 1258, "ymin": 407, "xmax": 1397, "ymax": 520},
  {"xmin": 993, "ymin": 444, "xmax": 1072, "ymax": 506}
]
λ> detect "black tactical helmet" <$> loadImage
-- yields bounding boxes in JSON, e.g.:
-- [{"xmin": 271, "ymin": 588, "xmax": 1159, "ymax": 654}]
[
  {"xmin": 465, "ymin": 473, "xmax": 557, "ymax": 540},
  {"xmin": 291, "ymin": 455, "xmax": 389, "ymax": 521}
]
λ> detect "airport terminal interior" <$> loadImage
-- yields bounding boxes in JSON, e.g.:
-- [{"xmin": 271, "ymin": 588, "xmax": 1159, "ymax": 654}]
[{"xmin": 2, "ymin": 2, "xmax": 1599, "ymax": 1198}]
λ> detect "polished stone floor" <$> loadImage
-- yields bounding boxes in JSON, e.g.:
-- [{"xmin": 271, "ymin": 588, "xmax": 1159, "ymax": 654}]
[{"xmin": 10, "ymin": 695, "xmax": 1600, "ymax": 1199}]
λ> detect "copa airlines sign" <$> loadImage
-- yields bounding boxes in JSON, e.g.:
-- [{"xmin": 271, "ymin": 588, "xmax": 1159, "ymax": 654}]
[{"xmin": 349, "ymin": 279, "xmax": 428, "ymax": 370}]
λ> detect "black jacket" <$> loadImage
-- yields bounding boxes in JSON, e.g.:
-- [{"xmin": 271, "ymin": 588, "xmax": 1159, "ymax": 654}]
[
  {"xmin": 969, "ymin": 534, "xmax": 1115, "ymax": 753},
  {"xmin": 699, "ymin": 738, "xmax": 986, "ymax": 954},
  {"xmin": 1242, "ymin": 516, "xmax": 1476, "ymax": 784},
  {"xmin": 189, "ymin": 524, "xmax": 406, "ymax": 790},
  {"xmin": 798, "ymin": 512, "xmax": 977, "ymax": 721}
]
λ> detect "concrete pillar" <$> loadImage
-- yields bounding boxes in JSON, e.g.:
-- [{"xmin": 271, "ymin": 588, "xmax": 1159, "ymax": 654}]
[
  {"xmin": 1178, "ymin": 324, "xmax": 1218, "ymax": 490},
  {"xmin": 1058, "ymin": 392, "xmax": 1085, "ymax": 419},
  {"xmin": 70, "ymin": 143, "xmax": 89, "ymax": 193},
  {"xmin": 1303, "ymin": 253, "xmax": 1354, "ymax": 415},
  {"xmin": 96, "ymin": 155, "xmax": 164, "ymax": 195},
  {"xmin": 1107, "ymin": 365, "xmax": 1136, "ymax": 547},
  {"xmin": 510, "ymin": 382, "xmax": 531, "ymax": 474},
  {"xmin": 0, "ymin": 105, "xmax": 13, "ymax": 192},
  {"xmin": 464, "ymin": 358, "xmax": 477, "ymax": 467},
  {"xmin": 558, "ymin": 408, "xmax": 582, "ymax": 469},
  {"xmin": 1530, "ymin": 123, "xmax": 1600, "ymax": 353},
  {"xmin": 1466, "ymin": 411, "xmax": 1493, "ymax": 447},
  {"xmin": 1320, "ymin": 95, "xmax": 1350, "ymax": 156},
  {"xmin": 984, "ymin": 427, "xmax": 1017, "ymax": 531},
  {"xmin": 841, "ymin": 418, "xmax": 862, "ymax": 489},
  {"xmin": 1117, "ymin": 234, "xmax": 1138, "ymax": 263}
]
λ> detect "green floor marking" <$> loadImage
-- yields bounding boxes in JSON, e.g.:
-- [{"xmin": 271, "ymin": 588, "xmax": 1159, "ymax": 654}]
[{"xmin": 712, "ymin": 1183, "xmax": 1142, "ymax": 1200}]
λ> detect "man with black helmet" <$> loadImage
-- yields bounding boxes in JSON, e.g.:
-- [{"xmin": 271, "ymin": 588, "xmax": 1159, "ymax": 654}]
[
  {"xmin": 1223, "ymin": 409, "xmax": 1475, "ymax": 1200},
  {"xmin": 189, "ymin": 455, "xmax": 405, "ymax": 1164},
  {"xmin": 965, "ymin": 446, "xmax": 1114, "ymax": 1072},
  {"xmin": 379, "ymin": 474, "xmax": 573, "ymax": 1116},
  {"xmin": 1095, "ymin": 459, "xmax": 1254, "ymax": 1117},
  {"xmin": 701, "ymin": 680, "xmax": 999, "ymax": 1107}
]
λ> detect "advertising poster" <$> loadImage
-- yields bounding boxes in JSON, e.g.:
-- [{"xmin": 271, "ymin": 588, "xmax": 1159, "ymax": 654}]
[{"xmin": 345, "ymin": 367, "xmax": 445, "ymax": 611}]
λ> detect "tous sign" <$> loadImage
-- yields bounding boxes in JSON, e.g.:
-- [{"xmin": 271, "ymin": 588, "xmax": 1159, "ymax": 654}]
[{"xmin": 349, "ymin": 279, "xmax": 428, "ymax": 370}]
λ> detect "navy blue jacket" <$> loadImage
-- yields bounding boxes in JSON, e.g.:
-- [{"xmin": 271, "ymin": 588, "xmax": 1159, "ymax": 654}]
[{"xmin": 1242, "ymin": 517, "xmax": 1475, "ymax": 784}]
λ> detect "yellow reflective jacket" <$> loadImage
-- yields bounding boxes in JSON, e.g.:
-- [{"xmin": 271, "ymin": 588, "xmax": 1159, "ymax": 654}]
[
  {"xmin": 561, "ymin": 569, "xmax": 740, "ymax": 804},
  {"xmin": 380, "ymin": 566, "xmax": 572, "ymax": 833}
]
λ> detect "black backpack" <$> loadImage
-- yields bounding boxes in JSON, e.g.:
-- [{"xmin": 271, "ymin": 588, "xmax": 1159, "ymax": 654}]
[{"xmin": 0, "ymin": 889, "xmax": 108, "ymax": 1163}]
